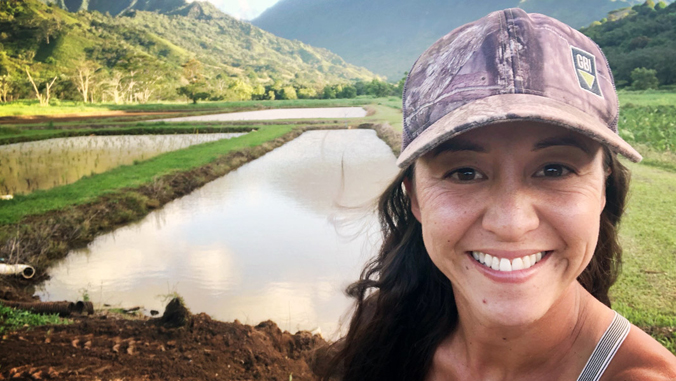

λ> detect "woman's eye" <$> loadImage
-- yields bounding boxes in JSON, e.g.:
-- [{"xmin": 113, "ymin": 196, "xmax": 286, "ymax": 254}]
[
  {"xmin": 535, "ymin": 164, "xmax": 572, "ymax": 178},
  {"xmin": 448, "ymin": 168, "xmax": 484, "ymax": 181}
]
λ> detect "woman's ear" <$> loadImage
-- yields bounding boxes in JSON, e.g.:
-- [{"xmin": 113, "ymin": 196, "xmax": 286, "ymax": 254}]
[{"xmin": 403, "ymin": 177, "xmax": 422, "ymax": 223}]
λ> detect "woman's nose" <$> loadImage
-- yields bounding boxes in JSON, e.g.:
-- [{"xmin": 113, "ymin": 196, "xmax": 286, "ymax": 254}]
[{"xmin": 481, "ymin": 184, "xmax": 540, "ymax": 241}]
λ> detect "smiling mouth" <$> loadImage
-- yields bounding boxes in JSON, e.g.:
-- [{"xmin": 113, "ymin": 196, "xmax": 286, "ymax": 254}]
[{"xmin": 471, "ymin": 251, "xmax": 550, "ymax": 272}]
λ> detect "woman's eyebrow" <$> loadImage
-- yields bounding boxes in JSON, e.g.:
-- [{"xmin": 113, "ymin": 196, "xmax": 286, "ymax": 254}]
[
  {"xmin": 532, "ymin": 136, "xmax": 592, "ymax": 155},
  {"xmin": 431, "ymin": 139, "xmax": 487, "ymax": 157}
]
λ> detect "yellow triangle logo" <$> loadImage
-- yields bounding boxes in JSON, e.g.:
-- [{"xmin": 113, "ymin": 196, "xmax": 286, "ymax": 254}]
[{"xmin": 578, "ymin": 69, "xmax": 596, "ymax": 89}]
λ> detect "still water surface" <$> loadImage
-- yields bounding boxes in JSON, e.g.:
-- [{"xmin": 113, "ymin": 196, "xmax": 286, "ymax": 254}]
[
  {"xmin": 38, "ymin": 130, "xmax": 399, "ymax": 337},
  {"xmin": 153, "ymin": 107, "xmax": 367, "ymax": 122},
  {"xmin": 0, "ymin": 133, "xmax": 244, "ymax": 195}
]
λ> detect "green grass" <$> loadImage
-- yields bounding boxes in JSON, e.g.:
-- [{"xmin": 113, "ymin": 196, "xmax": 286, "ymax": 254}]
[
  {"xmin": 618, "ymin": 105, "xmax": 676, "ymax": 152},
  {"xmin": 610, "ymin": 160, "xmax": 676, "ymax": 351},
  {"xmin": 0, "ymin": 124, "xmax": 294, "ymax": 225},
  {"xmin": 618, "ymin": 90, "xmax": 676, "ymax": 107},
  {"xmin": 0, "ymin": 98, "xmax": 379, "ymax": 117},
  {"xmin": 0, "ymin": 304, "xmax": 70, "ymax": 333},
  {"xmin": 365, "ymin": 104, "xmax": 403, "ymax": 131}
]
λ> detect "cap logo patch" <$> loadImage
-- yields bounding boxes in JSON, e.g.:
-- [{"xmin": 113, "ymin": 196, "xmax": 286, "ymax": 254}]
[{"xmin": 571, "ymin": 47, "xmax": 603, "ymax": 98}]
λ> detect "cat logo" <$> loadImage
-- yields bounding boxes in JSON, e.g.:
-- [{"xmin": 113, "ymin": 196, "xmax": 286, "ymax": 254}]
[{"xmin": 571, "ymin": 47, "xmax": 603, "ymax": 98}]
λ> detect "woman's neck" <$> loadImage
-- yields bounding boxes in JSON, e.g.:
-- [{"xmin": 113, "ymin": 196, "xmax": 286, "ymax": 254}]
[{"xmin": 429, "ymin": 284, "xmax": 613, "ymax": 380}]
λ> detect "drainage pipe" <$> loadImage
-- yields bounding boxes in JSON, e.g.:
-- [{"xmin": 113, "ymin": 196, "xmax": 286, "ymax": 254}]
[
  {"xmin": 0, "ymin": 300, "xmax": 94, "ymax": 316},
  {"xmin": 0, "ymin": 264, "xmax": 36, "ymax": 279}
]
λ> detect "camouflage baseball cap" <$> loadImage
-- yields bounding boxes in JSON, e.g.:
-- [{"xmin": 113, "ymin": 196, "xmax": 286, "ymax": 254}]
[{"xmin": 397, "ymin": 8, "xmax": 642, "ymax": 168}]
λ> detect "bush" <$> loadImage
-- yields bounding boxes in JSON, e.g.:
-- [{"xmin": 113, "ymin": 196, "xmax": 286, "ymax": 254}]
[
  {"xmin": 279, "ymin": 86, "xmax": 297, "ymax": 100},
  {"xmin": 631, "ymin": 67, "xmax": 660, "ymax": 90},
  {"xmin": 297, "ymin": 87, "xmax": 317, "ymax": 99}
]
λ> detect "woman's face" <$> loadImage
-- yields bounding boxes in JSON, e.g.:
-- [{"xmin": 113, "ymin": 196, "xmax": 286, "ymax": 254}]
[{"xmin": 407, "ymin": 122, "xmax": 608, "ymax": 327}]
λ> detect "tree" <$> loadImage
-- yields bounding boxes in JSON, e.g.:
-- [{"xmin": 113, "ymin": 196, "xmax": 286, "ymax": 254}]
[
  {"xmin": 35, "ymin": 18, "xmax": 61, "ymax": 45},
  {"xmin": 25, "ymin": 67, "xmax": 57, "ymax": 106},
  {"xmin": 323, "ymin": 85, "xmax": 336, "ymax": 99},
  {"xmin": 297, "ymin": 87, "xmax": 317, "ymax": 99},
  {"xmin": 73, "ymin": 61, "xmax": 99, "ymax": 103},
  {"xmin": 631, "ymin": 67, "xmax": 659, "ymax": 89},
  {"xmin": 0, "ymin": 74, "xmax": 12, "ymax": 103},
  {"xmin": 106, "ymin": 71, "xmax": 126, "ymax": 104},
  {"xmin": 228, "ymin": 79, "xmax": 254, "ymax": 101},
  {"xmin": 182, "ymin": 58, "xmax": 203, "ymax": 84},
  {"xmin": 338, "ymin": 84, "xmax": 357, "ymax": 98},
  {"xmin": 177, "ymin": 83, "xmax": 211, "ymax": 104},
  {"xmin": 280, "ymin": 86, "xmax": 297, "ymax": 100}
]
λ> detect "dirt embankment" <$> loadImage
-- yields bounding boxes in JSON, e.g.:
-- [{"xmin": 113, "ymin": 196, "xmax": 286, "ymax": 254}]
[{"xmin": 0, "ymin": 303, "xmax": 327, "ymax": 380}]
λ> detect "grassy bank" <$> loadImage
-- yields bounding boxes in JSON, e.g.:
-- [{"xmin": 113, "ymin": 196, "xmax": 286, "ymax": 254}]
[
  {"xmin": 0, "ymin": 304, "xmax": 70, "ymax": 334},
  {"xmin": 0, "ymin": 98, "xmax": 379, "ymax": 118},
  {"xmin": 0, "ymin": 125, "xmax": 294, "ymax": 225},
  {"xmin": 0, "ymin": 123, "xmax": 257, "ymax": 145}
]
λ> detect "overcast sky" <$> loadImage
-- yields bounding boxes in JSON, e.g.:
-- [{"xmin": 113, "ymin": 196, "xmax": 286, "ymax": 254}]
[{"xmin": 186, "ymin": 0, "xmax": 281, "ymax": 20}]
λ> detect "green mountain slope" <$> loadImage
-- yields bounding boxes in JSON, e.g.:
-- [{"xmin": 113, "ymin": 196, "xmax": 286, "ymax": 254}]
[
  {"xmin": 581, "ymin": 1, "xmax": 676, "ymax": 88},
  {"xmin": 0, "ymin": 0, "xmax": 376, "ymax": 102},
  {"xmin": 252, "ymin": 0, "xmax": 670, "ymax": 79},
  {"xmin": 40, "ymin": 0, "xmax": 189, "ymax": 15}
]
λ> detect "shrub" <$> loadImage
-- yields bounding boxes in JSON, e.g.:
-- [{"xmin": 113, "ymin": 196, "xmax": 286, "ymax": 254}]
[{"xmin": 631, "ymin": 67, "xmax": 660, "ymax": 90}]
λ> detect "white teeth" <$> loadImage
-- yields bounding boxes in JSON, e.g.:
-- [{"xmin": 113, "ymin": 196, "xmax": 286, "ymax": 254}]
[
  {"xmin": 490, "ymin": 256, "xmax": 500, "ymax": 270},
  {"xmin": 499, "ymin": 258, "xmax": 511, "ymax": 272},
  {"xmin": 522, "ymin": 255, "xmax": 531, "ymax": 269},
  {"xmin": 471, "ymin": 251, "xmax": 547, "ymax": 272}
]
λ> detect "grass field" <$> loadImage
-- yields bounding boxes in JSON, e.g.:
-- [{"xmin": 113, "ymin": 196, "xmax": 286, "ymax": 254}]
[{"xmin": 611, "ymin": 160, "xmax": 676, "ymax": 351}]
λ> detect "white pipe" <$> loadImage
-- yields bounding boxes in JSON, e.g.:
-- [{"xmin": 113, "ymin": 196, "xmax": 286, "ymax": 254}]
[{"xmin": 0, "ymin": 264, "xmax": 35, "ymax": 279}]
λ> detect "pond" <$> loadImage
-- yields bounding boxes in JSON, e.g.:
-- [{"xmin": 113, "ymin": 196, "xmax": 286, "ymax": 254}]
[
  {"xmin": 152, "ymin": 107, "xmax": 367, "ymax": 122},
  {"xmin": 0, "ymin": 133, "xmax": 245, "ymax": 195},
  {"xmin": 37, "ymin": 130, "xmax": 399, "ymax": 337}
]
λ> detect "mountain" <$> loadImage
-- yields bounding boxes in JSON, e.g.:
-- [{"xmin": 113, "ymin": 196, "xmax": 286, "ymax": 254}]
[
  {"xmin": 0, "ymin": 0, "xmax": 376, "ymax": 102},
  {"xmin": 252, "ymin": 0, "xmax": 670, "ymax": 79},
  {"xmin": 40, "ymin": 0, "xmax": 189, "ymax": 15},
  {"xmin": 582, "ymin": 1, "xmax": 676, "ymax": 88}
]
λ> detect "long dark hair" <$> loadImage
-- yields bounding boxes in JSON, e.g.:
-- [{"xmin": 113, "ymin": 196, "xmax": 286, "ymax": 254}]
[{"xmin": 320, "ymin": 148, "xmax": 630, "ymax": 381}]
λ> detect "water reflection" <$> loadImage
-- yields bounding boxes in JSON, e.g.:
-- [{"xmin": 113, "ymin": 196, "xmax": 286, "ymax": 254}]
[
  {"xmin": 153, "ymin": 107, "xmax": 367, "ymax": 122},
  {"xmin": 37, "ymin": 130, "xmax": 399, "ymax": 337},
  {"xmin": 0, "ymin": 133, "xmax": 244, "ymax": 195}
]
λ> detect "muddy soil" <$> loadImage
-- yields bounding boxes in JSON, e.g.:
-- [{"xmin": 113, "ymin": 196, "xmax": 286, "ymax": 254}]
[
  {"xmin": 0, "ymin": 311, "xmax": 327, "ymax": 380},
  {"xmin": 0, "ymin": 111, "xmax": 187, "ymax": 125}
]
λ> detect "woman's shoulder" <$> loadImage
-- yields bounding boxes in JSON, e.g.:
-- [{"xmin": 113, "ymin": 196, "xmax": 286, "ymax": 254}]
[{"xmin": 603, "ymin": 323, "xmax": 676, "ymax": 380}]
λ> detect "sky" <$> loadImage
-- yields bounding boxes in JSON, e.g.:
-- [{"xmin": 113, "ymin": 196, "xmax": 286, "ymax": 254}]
[{"xmin": 186, "ymin": 0, "xmax": 281, "ymax": 20}]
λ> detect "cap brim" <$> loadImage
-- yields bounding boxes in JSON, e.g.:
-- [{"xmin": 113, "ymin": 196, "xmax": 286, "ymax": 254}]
[{"xmin": 396, "ymin": 94, "xmax": 642, "ymax": 168}]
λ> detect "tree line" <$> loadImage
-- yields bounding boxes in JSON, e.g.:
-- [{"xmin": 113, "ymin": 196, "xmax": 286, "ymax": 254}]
[{"xmin": 582, "ymin": 0, "xmax": 676, "ymax": 90}]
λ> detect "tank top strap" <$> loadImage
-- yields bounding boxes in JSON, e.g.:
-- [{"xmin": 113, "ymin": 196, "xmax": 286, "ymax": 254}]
[{"xmin": 576, "ymin": 311, "xmax": 631, "ymax": 381}]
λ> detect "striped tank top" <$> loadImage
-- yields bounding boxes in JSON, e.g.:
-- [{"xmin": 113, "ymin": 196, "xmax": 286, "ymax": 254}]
[{"xmin": 576, "ymin": 312, "xmax": 631, "ymax": 381}]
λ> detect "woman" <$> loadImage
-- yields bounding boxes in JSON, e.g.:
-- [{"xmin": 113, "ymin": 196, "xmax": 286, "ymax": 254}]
[{"xmin": 323, "ymin": 8, "xmax": 676, "ymax": 381}]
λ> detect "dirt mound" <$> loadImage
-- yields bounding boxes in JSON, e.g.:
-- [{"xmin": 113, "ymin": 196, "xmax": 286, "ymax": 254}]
[{"xmin": 0, "ymin": 313, "xmax": 327, "ymax": 380}]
